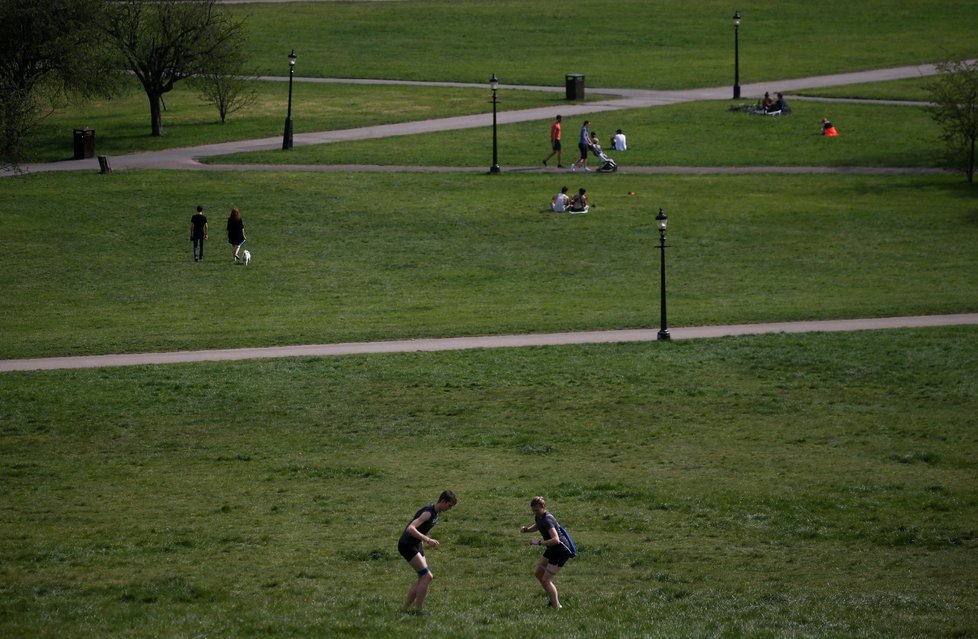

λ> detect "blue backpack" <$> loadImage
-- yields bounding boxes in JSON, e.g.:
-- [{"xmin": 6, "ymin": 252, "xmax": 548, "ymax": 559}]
[{"xmin": 558, "ymin": 525, "xmax": 577, "ymax": 558}]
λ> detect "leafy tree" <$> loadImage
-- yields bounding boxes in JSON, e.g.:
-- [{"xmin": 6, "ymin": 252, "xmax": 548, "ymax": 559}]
[
  {"xmin": 103, "ymin": 0, "xmax": 246, "ymax": 137},
  {"xmin": 928, "ymin": 59, "xmax": 978, "ymax": 184},
  {"xmin": 0, "ymin": 0, "xmax": 118, "ymax": 164}
]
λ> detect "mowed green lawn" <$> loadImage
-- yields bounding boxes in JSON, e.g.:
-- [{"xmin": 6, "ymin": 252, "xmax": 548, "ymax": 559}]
[
  {"xmin": 3, "ymin": 1, "xmax": 978, "ymax": 636},
  {"xmin": 207, "ymin": 98, "xmax": 945, "ymax": 168},
  {"xmin": 1, "ymin": 328, "xmax": 976, "ymax": 638},
  {"xmin": 232, "ymin": 0, "xmax": 978, "ymax": 88},
  {"xmin": 19, "ymin": 0, "xmax": 978, "ymax": 163},
  {"xmin": 1, "ymin": 171, "xmax": 976, "ymax": 359},
  {"xmin": 31, "ymin": 80, "xmax": 563, "ymax": 162}
]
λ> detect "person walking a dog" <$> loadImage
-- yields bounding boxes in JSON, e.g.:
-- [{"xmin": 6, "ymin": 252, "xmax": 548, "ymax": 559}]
[{"xmin": 226, "ymin": 207, "xmax": 246, "ymax": 262}]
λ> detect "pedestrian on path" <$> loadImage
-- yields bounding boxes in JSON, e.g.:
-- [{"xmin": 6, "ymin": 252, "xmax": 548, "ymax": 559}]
[
  {"xmin": 572, "ymin": 120, "xmax": 592, "ymax": 172},
  {"xmin": 190, "ymin": 205, "xmax": 208, "ymax": 262},
  {"xmin": 543, "ymin": 115, "xmax": 564, "ymax": 167},
  {"xmin": 398, "ymin": 490, "xmax": 458, "ymax": 614},
  {"xmin": 226, "ymin": 207, "xmax": 246, "ymax": 262}
]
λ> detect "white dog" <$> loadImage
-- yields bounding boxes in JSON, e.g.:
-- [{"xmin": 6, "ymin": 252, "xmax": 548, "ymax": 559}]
[{"xmin": 242, "ymin": 249, "xmax": 251, "ymax": 265}]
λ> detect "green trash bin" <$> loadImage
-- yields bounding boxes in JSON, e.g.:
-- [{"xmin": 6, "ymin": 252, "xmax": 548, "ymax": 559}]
[
  {"xmin": 73, "ymin": 128, "xmax": 95, "ymax": 160},
  {"xmin": 565, "ymin": 74, "xmax": 585, "ymax": 100}
]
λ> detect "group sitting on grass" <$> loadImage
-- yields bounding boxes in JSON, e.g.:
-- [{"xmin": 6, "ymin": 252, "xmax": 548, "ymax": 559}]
[
  {"xmin": 729, "ymin": 91, "xmax": 790, "ymax": 116},
  {"xmin": 756, "ymin": 91, "xmax": 789, "ymax": 115},
  {"xmin": 551, "ymin": 186, "xmax": 589, "ymax": 213}
]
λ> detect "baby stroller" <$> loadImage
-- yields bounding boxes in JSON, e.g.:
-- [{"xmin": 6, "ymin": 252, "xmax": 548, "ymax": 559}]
[{"xmin": 591, "ymin": 142, "xmax": 618, "ymax": 172}]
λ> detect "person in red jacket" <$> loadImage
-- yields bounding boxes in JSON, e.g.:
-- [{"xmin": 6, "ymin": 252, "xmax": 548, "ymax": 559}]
[{"xmin": 821, "ymin": 118, "xmax": 839, "ymax": 136}]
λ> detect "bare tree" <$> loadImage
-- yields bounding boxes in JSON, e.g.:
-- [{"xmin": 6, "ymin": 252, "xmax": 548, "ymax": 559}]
[
  {"xmin": 928, "ymin": 59, "xmax": 978, "ymax": 184},
  {"xmin": 191, "ymin": 52, "xmax": 258, "ymax": 124},
  {"xmin": 103, "ymin": 0, "xmax": 245, "ymax": 137}
]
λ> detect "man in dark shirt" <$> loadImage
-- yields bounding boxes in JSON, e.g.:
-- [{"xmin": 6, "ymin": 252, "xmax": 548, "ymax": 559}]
[
  {"xmin": 190, "ymin": 205, "xmax": 208, "ymax": 261},
  {"xmin": 398, "ymin": 490, "xmax": 457, "ymax": 614}
]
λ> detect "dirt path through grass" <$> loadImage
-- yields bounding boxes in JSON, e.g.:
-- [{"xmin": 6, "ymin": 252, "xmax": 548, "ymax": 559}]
[{"xmin": 3, "ymin": 313, "xmax": 976, "ymax": 372}]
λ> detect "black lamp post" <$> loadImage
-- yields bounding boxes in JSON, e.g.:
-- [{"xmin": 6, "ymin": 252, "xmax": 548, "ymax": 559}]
[
  {"xmin": 489, "ymin": 73, "xmax": 500, "ymax": 174},
  {"xmin": 655, "ymin": 208, "xmax": 671, "ymax": 341},
  {"xmin": 282, "ymin": 49, "xmax": 297, "ymax": 150},
  {"xmin": 732, "ymin": 12, "xmax": 741, "ymax": 100}
]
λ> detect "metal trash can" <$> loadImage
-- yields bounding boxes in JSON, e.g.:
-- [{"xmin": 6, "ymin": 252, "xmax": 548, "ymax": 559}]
[
  {"xmin": 565, "ymin": 73, "xmax": 585, "ymax": 100},
  {"xmin": 73, "ymin": 128, "xmax": 95, "ymax": 160}
]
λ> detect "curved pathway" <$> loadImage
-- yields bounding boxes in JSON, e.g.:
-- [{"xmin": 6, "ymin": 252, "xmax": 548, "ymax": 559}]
[
  {"xmin": 5, "ymin": 62, "xmax": 956, "ymax": 175},
  {"xmin": 2, "ymin": 314, "xmax": 976, "ymax": 372},
  {"xmin": 4, "ymin": 62, "xmax": 974, "ymax": 372}
]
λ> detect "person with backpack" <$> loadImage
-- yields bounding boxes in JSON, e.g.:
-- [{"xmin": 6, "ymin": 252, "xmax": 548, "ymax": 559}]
[{"xmin": 519, "ymin": 496, "xmax": 576, "ymax": 609}]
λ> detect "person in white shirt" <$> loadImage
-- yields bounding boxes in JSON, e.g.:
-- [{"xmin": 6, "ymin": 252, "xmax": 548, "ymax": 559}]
[
  {"xmin": 551, "ymin": 186, "xmax": 570, "ymax": 212},
  {"xmin": 612, "ymin": 129, "xmax": 627, "ymax": 151}
]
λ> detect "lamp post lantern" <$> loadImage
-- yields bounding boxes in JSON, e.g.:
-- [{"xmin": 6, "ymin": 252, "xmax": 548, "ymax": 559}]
[
  {"xmin": 489, "ymin": 73, "xmax": 500, "ymax": 173},
  {"xmin": 655, "ymin": 208, "xmax": 671, "ymax": 341},
  {"xmin": 282, "ymin": 49, "xmax": 297, "ymax": 150},
  {"xmin": 732, "ymin": 12, "xmax": 741, "ymax": 100}
]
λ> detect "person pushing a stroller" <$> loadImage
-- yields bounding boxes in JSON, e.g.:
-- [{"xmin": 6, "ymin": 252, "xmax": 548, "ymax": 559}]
[{"xmin": 588, "ymin": 132, "xmax": 618, "ymax": 172}]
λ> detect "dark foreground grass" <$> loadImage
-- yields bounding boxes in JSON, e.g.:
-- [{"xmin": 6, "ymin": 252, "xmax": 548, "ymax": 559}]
[
  {"xmin": 2, "ymin": 171, "xmax": 977, "ymax": 359},
  {"xmin": 1, "ymin": 328, "xmax": 976, "ymax": 637}
]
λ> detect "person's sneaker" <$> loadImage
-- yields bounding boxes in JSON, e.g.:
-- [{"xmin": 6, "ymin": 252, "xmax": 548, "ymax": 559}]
[
  {"xmin": 571, "ymin": 165, "xmax": 576, "ymax": 172},
  {"xmin": 584, "ymin": 167, "xmax": 592, "ymax": 172}
]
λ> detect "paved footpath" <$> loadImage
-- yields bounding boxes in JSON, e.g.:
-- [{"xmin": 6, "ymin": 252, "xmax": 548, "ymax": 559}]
[
  {"xmin": 2, "ymin": 314, "xmax": 976, "ymax": 373},
  {"xmin": 4, "ymin": 62, "xmax": 974, "ymax": 372},
  {"xmin": 7, "ymin": 62, "xmax": 960, "ymax": 175}
]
